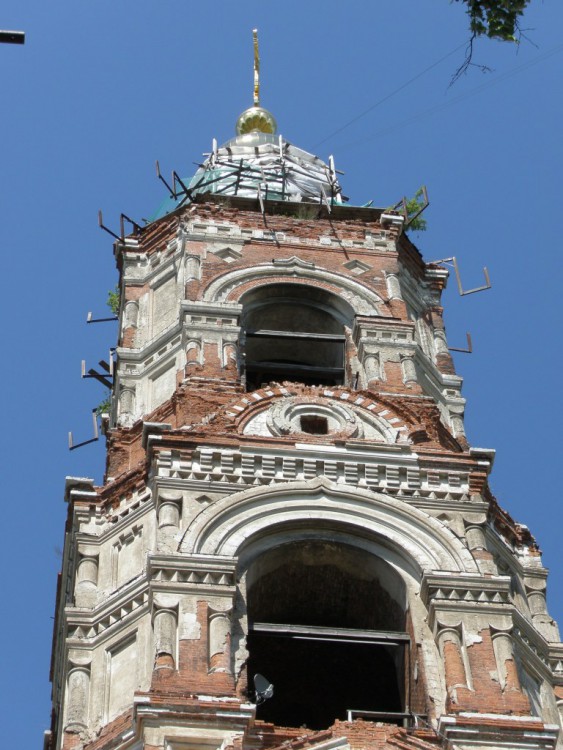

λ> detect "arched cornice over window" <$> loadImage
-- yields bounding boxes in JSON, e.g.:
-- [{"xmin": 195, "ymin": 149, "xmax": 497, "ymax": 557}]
[
  {"xmin": 179, "ymin": 477, "xmax": 478, "ymax": 577},
  {"xmin": 201, "ymin": 260, "xmax": 385, "ymax": 317}
]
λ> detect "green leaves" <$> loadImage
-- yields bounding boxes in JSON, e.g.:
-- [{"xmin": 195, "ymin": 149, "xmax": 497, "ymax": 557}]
[
  {"xmin": 406, "ymin": 188, "xmax": 428, "ymax": 233},
  {"xmin": 96, "ymin": 392, "xmax": 111, "ymax": 417},
  {"xmin": 107, "ymin": 286, "xmax": 120, "ymax": 315},
  {"xmin": 457, "ymin": 0, "xmax": 530, "ymax": 42}
]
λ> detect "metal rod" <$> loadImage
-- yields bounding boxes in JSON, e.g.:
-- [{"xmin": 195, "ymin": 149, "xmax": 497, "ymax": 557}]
[
  {"xmin": 98, "ymin": 210, "xmax": 121, "ymax": 242},
  {"xmin": 453, "ymin": 257, "xmax": 491, "ymax": 296},
  {"xmin": 427, "ymin": 256, "xmax": 492, "ymax": 297},
  {"xmin": 449, "ymin": 332, "xmax": 473, "ymax": 353},
  {"xmin": 155, "ymin": 160, "xmax": 176, "ymax": 198},
  {"xmin": 85, "ymin": 368, "xmax": 113, "ymax": 389},
  {"xmin": 120, "ymin": 213, "xmax": 142, "ymax": 238},
  {"xmin": 257, "ymin": 183, "xmax": 266, "ymax": 225},
  {"xmin": 291, "ymin": 636, "xmax": 401, "ymax": 646},
  {"xmin": 252, "ymin": 622, "xmax": 410, "ymax": 642},
  {"xmin": 0, "ymin": 30, "xmax": 25, "ymax": 44},
  {"xmin": 172, "ymin": 171, "xmax": 192, "ymax": 199},
  {"xmin": 404, "ymin": 185, "xmax": 429, "ymax": 228},
  {"xmin": 86, "ymin": 312, "xmax": 118, "ymax": 324},
  {"xmin": 69, "ymin": 410, "xmax": 99, "ymax": 451},
  {"xmin": 320, "ymin": 185, "xmax": 332, "ymax": 214},
  {"xmin": 246, "ymin": 329, "xmax": 345, "ymax": 341}
]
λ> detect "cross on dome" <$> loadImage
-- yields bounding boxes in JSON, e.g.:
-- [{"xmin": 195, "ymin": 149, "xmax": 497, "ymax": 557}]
[{"xmin": 235, "ymin": 28, "xmax": 278, "ymax": 136}]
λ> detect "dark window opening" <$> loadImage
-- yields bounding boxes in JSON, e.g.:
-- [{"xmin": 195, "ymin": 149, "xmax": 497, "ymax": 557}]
[
  {"xmin": 240, "ymin": 285, "xmax": 353, "ymax": 392},
  {"xmin": 300, "ymin": 415, "xmax": 328, "ymax": 435},
  {"xmin": 246, "ymin": 540, "xmax": 408, "ymax": 730},
  {"xmin": 248, "ymin": 628, "xmax": 404, "ymax": 730}
]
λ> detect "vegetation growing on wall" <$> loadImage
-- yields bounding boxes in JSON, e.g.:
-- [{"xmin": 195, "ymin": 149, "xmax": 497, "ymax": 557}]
[{"xmin": 107, "ymin": 286, "xmax": 120, "ymax": 315}]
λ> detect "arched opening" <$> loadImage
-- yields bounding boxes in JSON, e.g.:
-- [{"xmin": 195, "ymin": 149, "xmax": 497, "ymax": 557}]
[
  {"xmin": 240, "ymin": 284, "xmax": 354, "ymax": 391},
  {"xmin": 245, "ymin": 539, "xmax": 408, "ymax": 730}
]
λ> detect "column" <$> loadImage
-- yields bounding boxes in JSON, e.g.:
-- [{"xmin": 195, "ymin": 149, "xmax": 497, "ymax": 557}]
[
  {"xmin": 153, "ymin": 607, "xmax": 178, "ymax": 670},
  {"xmin": 209, "ymin": 610, "xmax": 232, "ymax": 673},
  {"xmin": 65, "ymin": 661, "xmax": 90, "ymax": 731},
  {"xmin": 75, "ymin": 553, "xmax": 98, "ymax": 608},
  {"xmin": 400, "ymin": 353, "xmax": 417, "ymax": 386},
  {"xmin": 491, "ymin": 628, "xmax": 521, "ymax": 692},
  {"xmin": 437, "ymin": 624, "xmax": 471, "ymax": 694}
]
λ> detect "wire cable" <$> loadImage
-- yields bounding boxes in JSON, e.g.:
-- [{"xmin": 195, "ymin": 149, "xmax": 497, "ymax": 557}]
[
  {"xmin": 336, "ymin": 41, "xmax": 563, "ymax": 151},
  {"xmin": 312, "ymin": 41, "xmax": 467, "ymax": 149}
]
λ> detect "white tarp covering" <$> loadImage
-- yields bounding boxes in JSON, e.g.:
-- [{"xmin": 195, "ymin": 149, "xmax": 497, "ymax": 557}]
[{"xmin": 189, "ymin": 132, "xmax": 345, "ymax": 205}]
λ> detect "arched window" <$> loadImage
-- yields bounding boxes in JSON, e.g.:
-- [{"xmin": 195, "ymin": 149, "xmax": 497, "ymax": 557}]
[
  {"xmin": 245, "ymin": 540, "xmax": 409, "ymax": 730},
  {"xmin": 240, "ymin": 284, "xmax": 354, "ymax": 391}
]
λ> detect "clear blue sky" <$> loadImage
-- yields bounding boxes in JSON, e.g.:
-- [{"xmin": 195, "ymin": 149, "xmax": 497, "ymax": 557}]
[{"xmin": 1, "ymin": 2, "xmax": 561, "ymax": 745}]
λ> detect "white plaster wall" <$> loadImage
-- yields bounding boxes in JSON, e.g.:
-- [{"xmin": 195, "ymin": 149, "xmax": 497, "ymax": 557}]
[
  {"xmin": 86, "ymin": 615, "xmax": 152, "ymax": 733},
  {"xmin": 150, "ymin": 361, "xmax": 177, "ymax": 412},
  {"xmin": 94, "ymin": 507, "xmax": 156, "ymax": 601},
  {"xmin": 152, "ymin": 276, "xmax": 178, "ymax": 339},
  {"xmin": 107, "ymin": 635, "xmax": 138, "ymax": 721}
]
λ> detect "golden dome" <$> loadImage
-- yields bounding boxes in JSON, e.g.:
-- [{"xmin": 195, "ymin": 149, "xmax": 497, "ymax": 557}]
[{"xmin": 236, "ymin": 105, "xmax": 277, "ymax": 135}]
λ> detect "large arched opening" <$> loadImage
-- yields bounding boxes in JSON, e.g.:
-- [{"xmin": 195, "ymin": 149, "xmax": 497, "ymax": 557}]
[
  {"xmin": 240, "ymin": 283, "xmax": 355, "ymax": 391},
  {"xmin": 245, "ymin": 539, "xmax": 409, "ymax": 730}
]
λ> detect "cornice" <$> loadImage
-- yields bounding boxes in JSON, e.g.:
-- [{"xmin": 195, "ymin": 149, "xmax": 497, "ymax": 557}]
[
  {"xmin": 148, "ymin": 553, "xmax": 237, "ymax": 597},
  {"xmin": 150, "ymin": 438, "xmax": 476, "ymax": 501},
  {"xmin": 122, "ymin": 238, "xmax": 183, "ymax": 286},
  {"xmin": 421, "ymin": 572, "xmax": 512, "ymax": 610},
  {"xmin": 116, "ymin": 319, "xmax": 182, "ymax": 364},
  {"xmin": 512, "ymin": 608, "xmax": 563, "ymax": 683},
  {"xmin": 65, "ymin": 576, "xmax": 149, "ymax": 646},
  {"xmin": 438, "ymin": 714, "xmax": 559, "ymax": 750}
]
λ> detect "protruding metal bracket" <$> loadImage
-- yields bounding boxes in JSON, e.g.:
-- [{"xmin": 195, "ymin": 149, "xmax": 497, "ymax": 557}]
[
  {"xmin": 119, "ymin": 213, "xmax": 142, "ymax": 238},
  {"xmin": 209, "ymin": 138, "xmax": 218, "ymax": 168},
  {"xmin": 0, "ymin": 30, "xmax": 25, "ymax": 44},
  {"xmin": 156, "ymin": 160, "xmax": 176, "ymax": 198},
  {"xmin": 86, "ymin": 311, "xmax": 118, "ymax": 324},
  {"xmin": 81, "ymin": 359, "xmax": 113, "ymax": 389},
  {"xmin": 320, "ymin": 185, "xmax": 332, "ymax": 214},
  {"xmin": 389, "ymin": 186, "xmax": 430, "ymax": 228},
  {"xmin": 98, "ymin": 209, "xmax": 120, "ymax": 241},
  {"xmin": 97, "ymin": 350, "xmax": 115, "ymax": 377},
  {"xmin": 449, "ymin": 332, "xmax": 473, "ymax": 353},
  {"xmin": 69, "ymin": 409, "xmax": 99, "ymax": 451},
  {"xmin": 429, "ymin": 256, "xmax": 491, "ymax": 296},
  {"xmin": 98, "ymin": 210, "xmax": 142, "ymax": 243},
  {"xmin": 404, "ymin": 185, "xmax": 429, "ymax": 228},
  {"xmin": 257, "ymin": 183, "xmax": 267, "ymax": 224},
  {"xmin": 172, "ymin": 171, "xmax": 192, "ymax": 203},
  {"xmin": 391, "ymin": 196, "xmax": 408, "ymax": 221}
]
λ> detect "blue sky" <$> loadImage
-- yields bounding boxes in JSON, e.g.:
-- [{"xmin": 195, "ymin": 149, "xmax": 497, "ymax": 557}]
[{"xmin": 1, "ymin": 2, "xmax": 561, "ymax": 745}]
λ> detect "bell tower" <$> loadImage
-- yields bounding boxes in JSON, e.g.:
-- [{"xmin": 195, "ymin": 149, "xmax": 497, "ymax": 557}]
[{"xmin": 47, "ymin": 33, "xmax": 563, "ymax": 750}]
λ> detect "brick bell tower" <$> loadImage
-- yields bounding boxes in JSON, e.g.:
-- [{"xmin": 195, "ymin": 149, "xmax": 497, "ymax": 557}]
[{"xmin": 48, "ymin": 35, "xmax": 563, "ymax": 750}]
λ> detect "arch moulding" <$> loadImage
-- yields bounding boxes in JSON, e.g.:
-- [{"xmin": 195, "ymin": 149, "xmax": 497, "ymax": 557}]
[
  {"xmin": 200, "ymin": 261, "xmax": 386, "ymax": 316},
  {"xmin": 179, "ymin": 477, "xmax": 478, "ymax": 577}
]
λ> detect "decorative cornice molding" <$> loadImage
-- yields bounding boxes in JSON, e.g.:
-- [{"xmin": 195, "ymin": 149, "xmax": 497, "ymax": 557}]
[
  {"xmin": 422, "ymin": 572, "xmax": 512, "ymax": 609},
  {"xmin": 438, "ymin": 714, "xmax": 559, "ymax": 750}
]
